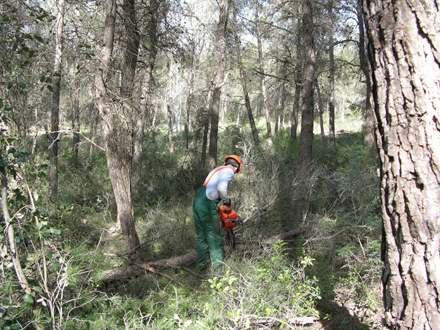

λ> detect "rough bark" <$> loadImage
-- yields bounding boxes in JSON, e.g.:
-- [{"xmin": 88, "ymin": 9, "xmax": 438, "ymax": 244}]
[
  {"xmin": 49, "ymin": 0, "xmax": 64, "ymax": 203},
  {"xmin": 363, "ymin": 0, "xmax": 440, "ymax": 327},
  {"xmin": 297, "ymin": 0, "xmax": 315, "ymax": 169},
  {"xmin": 232, "ymin": 5, "xmax": 260, "ymax": 144},
  {"xmin": 95, "ymin": 0, "xmax": 140, "ymax": 257},
  {"xmin": 254, "ymin": 0, "xmax": 273, "ymax": 148},
  {"xmin": 208, "ymin": 0, "xmax": 229, "ymax": 169}
]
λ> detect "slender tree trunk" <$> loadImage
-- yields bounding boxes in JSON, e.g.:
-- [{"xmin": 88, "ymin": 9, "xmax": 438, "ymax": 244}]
[
  {"xmin": 72, "ymin": 88, "xmax": 80, "ymax": 161},
  {"xmin": 131, "ymin": 0, "xmax": 159, "ymax": 194},
  {"xmin": 185, "ymin": 41, "xmax": 199, "ymax": 150},
  {"xmin": 291, "ymin": 17, "xmax": 302, "ymax": 142},
  {"xmin": 328, "ymin": 0, "xmax": 336, "ymax": 147},
  {"xmin": 298, "ymin": 0, "xmax": 315, "ymax": 169},
  {"xmin": 1, "ymin": 170, "xmax": 30, "ymax": 293},
  {"xmin": 200, "ymin": 87, "xmax": 213, "ymax": 177},
  {"xmin": 254, "ymin": 0, "xmax": 273, "ymax": 147},
  {"xmin": 315, "ymin": 79, "xmax": 327, "ymax": 147},
  {"xmin": 95, "ymin": 0, "xmax": 140, "ymax": 258},
  {"xmin": 278, "ymin": 75, "xmax": 285, "ymax": 132},
  {"xmin": 200, "ymin": 111, "xmax": 209, "ymax": 178},
  {"xmin": 49, "ymin": 0, "xmax": 65, "ymax": 203},
  {"xmin": 357, "ymin": 0, "xmax": 374, "ymax": 147},
  {"xmin": 72, "ymin": 5, "xmax": 83, "ymax": 163},
  {"xmin": 232, "ymin": 5, "xmax": 260, "ymax": 145},
  {"xmin": 363, "ymin": 0, "xmax": 440, "ymax": 327},
  {"xmin": 88, "ymin": 104, "xmax": 98, "ymax": 165},
  {"xmin": 208, "ymin": 0, "xmax": 229, "ymax": 169},
  {"xmin": 166, "ymin": 60, "xmax": 174, "ymax": 153}
]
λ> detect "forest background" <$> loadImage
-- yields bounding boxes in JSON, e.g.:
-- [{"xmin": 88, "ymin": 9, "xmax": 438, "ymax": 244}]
[{"xmin": 2, "ymin": 0, "xmax": 388, "ymax": 328}]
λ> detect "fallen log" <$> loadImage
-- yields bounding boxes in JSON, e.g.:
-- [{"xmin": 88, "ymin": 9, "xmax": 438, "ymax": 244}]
[{"xmin": 101, "ymin": 228, "xmax": 305, "ymax": 283}]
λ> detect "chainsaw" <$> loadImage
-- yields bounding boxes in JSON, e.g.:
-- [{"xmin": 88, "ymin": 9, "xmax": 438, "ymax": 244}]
[{"xmin": 218, "ymin": 205, "xmax": 243, "ymax": 250}]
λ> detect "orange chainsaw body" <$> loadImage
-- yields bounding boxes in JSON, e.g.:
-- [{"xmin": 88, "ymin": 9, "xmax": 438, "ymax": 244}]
[{"xmin": 219, "ymin": 205, "xmax": 238, "ymax": 230}]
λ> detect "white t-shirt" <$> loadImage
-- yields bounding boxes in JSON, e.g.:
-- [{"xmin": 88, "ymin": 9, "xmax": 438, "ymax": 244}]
[{"xmin": 204, "ymin": 166, "xmax": 235, "ymax": 202}]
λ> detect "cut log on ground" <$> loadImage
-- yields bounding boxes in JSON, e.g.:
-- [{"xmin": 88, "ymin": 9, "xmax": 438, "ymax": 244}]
[{"xmin": 101, "ymin": 228, "xmax": 305, "ymax": 283}]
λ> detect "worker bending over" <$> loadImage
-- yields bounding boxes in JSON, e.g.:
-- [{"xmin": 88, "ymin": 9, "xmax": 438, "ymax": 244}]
[{"xmin": 193, "ymin": 155, "xmax": 242, "ymax": 272}]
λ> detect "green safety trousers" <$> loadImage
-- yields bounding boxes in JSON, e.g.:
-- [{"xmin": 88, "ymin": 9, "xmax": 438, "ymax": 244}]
[{"xmin": 193, "ymin": 185, "xmax": 223, "ymax": 271}]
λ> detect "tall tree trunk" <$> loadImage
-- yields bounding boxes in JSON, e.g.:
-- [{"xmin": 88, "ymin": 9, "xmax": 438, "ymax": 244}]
[
  {"xmin": 297, "ymin": 0, "xmax": 315, "ymax": 169},
  {"xmin": 208, "ymin": 0, "xmax": 229, "ymax": 169},
  {"xmin": 363, "ymin": 0, "xmax": 440, "ymax": 328},
  {"xmin": 185, "ymin": 42, "xmax": 198, "ymax": 150},
  {"xmin": 315, "ymin": 79, "xmax": 327, "ymax": 147},
  {"xmin": 357, "ymin": 0, "xmax": 374, "ymax": 147},
  {"xmin": 166, "ymin": 60, "xmax": 174, "ymax": 153},
  {"xmin": 291, "ymin": 17, "xmax": 302, "ymax": 143},
  {"xmin": 49, "ymin": 0, "xmax": 65, "ymax": 203},
  {"xmin": 278, "ymin": 75, "xmax": 286, "ymax": 133},
  {"xmin": 232, "ymin": 5, "xmax": 260, "ymax": 145},
  {"xmin": 200, "ymin": 109, "xmax": 209, "ymax": 180},
  {"xmin": 95, "ymin": 0, "xmax": 140, "ymax": 258},
  {"xmin": 328, "ymin": 0, "xmax": 336, "ymax": 148},
  {"xmin": 131, "ymin": 0, "xmax": 159, "ymax": 194},
  {"xmin": 72, "ymin": 5, "xmax": 83, "ymax": 163},
  {"xmin": 275, "ymin": 60, "xmax": 286, "ymax": 134},
  {"xmin": 254, "ymin": 0, "xmax": 273, "ymax": 148},
  {"xmin": 72, "ymin": 86, "xmax": 80, "ymax": 162}
]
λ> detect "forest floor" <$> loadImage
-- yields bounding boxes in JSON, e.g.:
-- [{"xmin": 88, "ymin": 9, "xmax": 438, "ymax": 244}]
[{"xmin": 95, "ymin": 225, "xmax": 384, "ymax": 330}]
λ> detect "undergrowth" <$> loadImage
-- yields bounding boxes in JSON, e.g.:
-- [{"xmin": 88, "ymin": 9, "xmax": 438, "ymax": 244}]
[{"xmin": 1, "ymin": 120, "xmax": 383, "ymax": 329}]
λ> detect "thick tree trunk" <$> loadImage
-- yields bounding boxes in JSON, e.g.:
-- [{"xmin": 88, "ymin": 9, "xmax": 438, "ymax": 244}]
[
  {"xmin": 363, "ymin": 0, "xmax": 440, "ymax": 327},
  {"xmin": 254, "ymin": 0, "xmax": 273, "ymax": 148},
  {"xmin": 95, "ymin": 0, "xmax": 140, "ymax": 257},
  {"xmin": 208, "ymin": 0, "xmax": 229, "ymax": 169},
  {"xmin": 297, "ymin": 0, "xmax": 315, "ymax": 169},
  {"xmin": 49, "ymin": 0, "xmax": 65, "ymax": 203},
  {"xmin": 131, "ymin": 0, "xmax": 159, "ymax": 194},
  {"xmin": 232, "ymin": 6, "xmax": 260, "ymax": 145},
  {"xmin": 328, "ymin": 0, "xmax": 336, "ymax": 148}
]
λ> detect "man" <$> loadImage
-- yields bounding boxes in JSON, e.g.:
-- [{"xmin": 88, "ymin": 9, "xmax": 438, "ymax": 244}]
[{"xmin": 193, "ymin": 155, "xmax": 242, "ymax": 271}]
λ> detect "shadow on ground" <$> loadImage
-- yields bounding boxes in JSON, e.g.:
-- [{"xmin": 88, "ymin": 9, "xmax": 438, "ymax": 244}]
[{"xmin": 316, "ymin": 301, "xmax": 372, "ymax": 330}]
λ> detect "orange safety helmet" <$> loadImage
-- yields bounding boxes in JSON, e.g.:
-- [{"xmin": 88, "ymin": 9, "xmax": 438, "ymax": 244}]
[{"xmin": 224, "ymin": 155, "xmax": 242, "ymax": 173}]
